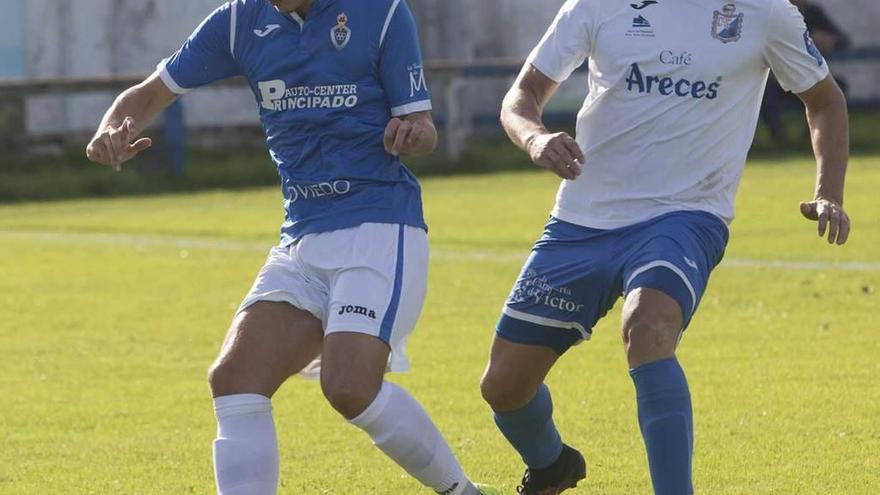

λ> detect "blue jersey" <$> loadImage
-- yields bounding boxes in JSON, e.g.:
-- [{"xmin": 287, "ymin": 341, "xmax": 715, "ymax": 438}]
[{"xmin": 158, "ymin": 0, "xmax": 431, "ymax": 244}]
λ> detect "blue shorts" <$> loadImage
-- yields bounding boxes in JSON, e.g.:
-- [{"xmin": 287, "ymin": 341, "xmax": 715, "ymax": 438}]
[{"xmin": 497, "ymin": 211, "xmax": 729, "ymax": 355}]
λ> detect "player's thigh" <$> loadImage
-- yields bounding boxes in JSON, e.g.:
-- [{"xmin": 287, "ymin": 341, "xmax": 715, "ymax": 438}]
[
  {"xmin": 481, "ymin": 335, "xmax": 560, "ymax": 412},
  {"xmin": 497, "ymin": 219, "xmax": 620, "ymax": 355},
  {"xmin": 320, "ymin": 223, "xmax": 429, "ymax": 373},
  {"xmin": 620, "ymin": 211, "xmax": 728, "ymax": 366},
  {"xmin": 210, "ymin": 301, "xmax": 323, "ymax": 398},
  {"xmin": 316, "ymin": 224, "xmax": 428, "ymax": 417}
]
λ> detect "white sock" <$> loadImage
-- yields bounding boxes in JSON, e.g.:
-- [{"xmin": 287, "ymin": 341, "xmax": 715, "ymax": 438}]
[
  {"xmin": 213, "ymin": 394, "xmax": 279, "ymax": 495},
  {"xmin": 349, "ymin": 382, "xmax": 477, "ymax": 495}
]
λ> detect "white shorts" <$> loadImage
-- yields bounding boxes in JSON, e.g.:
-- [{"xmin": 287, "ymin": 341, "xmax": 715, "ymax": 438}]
[{"xmin": 238, "ymin": 223, "xmax": 429, "ymax": 373}]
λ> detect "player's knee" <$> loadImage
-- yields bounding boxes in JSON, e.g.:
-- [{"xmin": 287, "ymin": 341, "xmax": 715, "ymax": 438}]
[
  {"xmin": 208, "ymin": 352, "xmax": 266, "ymax": 397},
  {"xmin": 207, "ymin": 359, "xmax": 231, "ymax": 395},
  {"xmin": 480, "ymin": 369, "xmax": 536, "ymax": 412},
  {"xmin": 321, "ymin": 375, "xmax": 380, "ymax": 420},
  {"xmin": 207, "ymin": 357, "xmax": 247, "ymax": 397},
  {"xmin": 622, "ymin": 308, "xmax": 681, "ymax": 366}
]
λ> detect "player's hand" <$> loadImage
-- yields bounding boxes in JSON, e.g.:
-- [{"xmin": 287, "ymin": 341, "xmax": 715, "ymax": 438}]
[
  {"xmin": 526, "ymin": 132, "xmax": 584, "ymax": 180},
  {"xmin": 799, "ymin": 198, "xmax": 851, "ymax": 245},
  {"xmin": 383, "ymin": 117, "xmax": 434, "ymax": 156},
  {"xmin": 85, "ymin": 116, "xmax": 153, "ymax": 172}
]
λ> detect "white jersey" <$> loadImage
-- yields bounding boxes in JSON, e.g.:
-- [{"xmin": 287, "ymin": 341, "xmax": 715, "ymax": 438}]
[{"xmin": 528, "ymin": 0, "xmax": 829, "ymax": 229}]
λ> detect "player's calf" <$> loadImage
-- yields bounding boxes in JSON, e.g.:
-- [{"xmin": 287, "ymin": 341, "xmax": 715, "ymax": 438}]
[
  {"xmin": 322, "ymin": 333, "xmax": 480, "ymax": 495},
  {"xmin": 480, "ymin": 370, "xmax": 541, "ymax": 414},
  {"xmin": 209, "ymin": 302, "xmax": 323, "ymax": 495},
  {"xmin": 478, "ymin": 337, "xmax": 585, "ymax": 492},
  {"xmin": 480, "ymin": 337, "xmax": 559, "ymax": 412},
  {"xmin": 623, "ymin": 289, "xmax": 694, "ymax": 495}
]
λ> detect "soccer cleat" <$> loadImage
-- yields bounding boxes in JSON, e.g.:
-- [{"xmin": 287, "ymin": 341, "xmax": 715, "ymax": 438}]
[
  {"xmin": 515, "ymin": 444, "xmax": 587, "ymax": 495},
  {"xmin": 475, "ymin": 483, "xmax": 505, "ymax": 495}
]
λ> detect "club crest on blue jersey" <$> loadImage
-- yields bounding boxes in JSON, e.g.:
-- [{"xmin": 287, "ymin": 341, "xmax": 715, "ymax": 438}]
[
  {"xmin": 331, "ymin": 13, "xmax": 351, "ymax": 50},
  {"xmin": 711, "ymin": 3, "xmax": 744, "ymax": 44},
  {"xmin": 803, "ymin": 29, "xmax": 825, "ymax": 67}
]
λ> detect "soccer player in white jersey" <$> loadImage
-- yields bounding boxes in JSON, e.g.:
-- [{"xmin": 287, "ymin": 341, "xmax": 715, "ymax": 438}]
[
  {"xmin": 84, "ymin": 0, "xmax": 501, "ymax": 494},
  {"xmin": 479, "ymin": 1, "xmax": 851, "ymax": 493}
]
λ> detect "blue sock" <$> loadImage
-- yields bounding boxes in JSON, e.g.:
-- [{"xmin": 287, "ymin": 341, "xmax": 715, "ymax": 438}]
[
  {"xmin": 630, "ymin": 358, "xmax": 694, "ymax": 495},
  {"xmin": 493, "ymin": 383, "xmax": 564, "ymax": 469}
]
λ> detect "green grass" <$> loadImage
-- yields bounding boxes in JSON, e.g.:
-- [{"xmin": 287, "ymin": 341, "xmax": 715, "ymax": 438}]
[{"xmin": 0, "ymin": 156, "xmax": 878, "ymax": 494}]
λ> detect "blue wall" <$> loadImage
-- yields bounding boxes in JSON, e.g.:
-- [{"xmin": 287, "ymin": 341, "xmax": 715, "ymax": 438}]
[{"xmin": 0, "ymin": 0, "xmax": 25, "ymax": 78}]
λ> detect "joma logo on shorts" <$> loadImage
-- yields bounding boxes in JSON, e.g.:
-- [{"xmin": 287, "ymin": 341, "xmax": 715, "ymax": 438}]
[{"xmin": 337, "ymin": 304, "xmax": 377, "ymax": 319}]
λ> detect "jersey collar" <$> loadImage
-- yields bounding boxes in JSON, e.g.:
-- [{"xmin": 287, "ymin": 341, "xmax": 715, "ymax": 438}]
[{"xmin": 276, "ymin": 0, "xmax": 336, "ymax": 28}]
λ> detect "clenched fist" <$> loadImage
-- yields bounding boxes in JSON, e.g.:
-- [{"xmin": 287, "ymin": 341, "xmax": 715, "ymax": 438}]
[
  {"xmin": 526, "ymin": 132, "xmax": 584, "ymax": 180},
  {"xmin": 85, "ymin": 116, "xmax": 153, "ymax": 172},
  {"xmin": 383, "ymin": 116, "xmax": 436, "ymax": 157}
]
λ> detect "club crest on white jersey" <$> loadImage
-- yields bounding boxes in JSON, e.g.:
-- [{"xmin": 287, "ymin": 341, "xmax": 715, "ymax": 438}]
[{"xmin": 711, "ymin": 3, "xmax": 744, "ymax": 43}]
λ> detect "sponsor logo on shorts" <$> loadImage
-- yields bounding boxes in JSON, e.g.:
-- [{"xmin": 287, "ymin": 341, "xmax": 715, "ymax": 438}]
[
  {"xmin": 337, "ymin": 304, "xmax": 377, "ymax": 319},
  {"xmin": 509, "ymin": 269, "xmax": 585, "ymax": 314}
]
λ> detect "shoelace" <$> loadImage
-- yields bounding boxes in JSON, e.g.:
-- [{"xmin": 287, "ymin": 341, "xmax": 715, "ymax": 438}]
[
  {"xmin": 515, "ymin": 470, "xmax": 531, "ymax": 494},
  {"xmin": 517, "ymin": 473, "xmax": 566, "ymax": 495}
]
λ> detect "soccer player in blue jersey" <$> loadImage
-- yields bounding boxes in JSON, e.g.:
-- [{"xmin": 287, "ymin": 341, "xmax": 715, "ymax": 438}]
[
  {"xmin": 85, "ymin": 1, "xmax": 500, "ymax": 494},
  {"xmin": 479, "ymin": 1, "xmax": 852, "ymax": 494}
]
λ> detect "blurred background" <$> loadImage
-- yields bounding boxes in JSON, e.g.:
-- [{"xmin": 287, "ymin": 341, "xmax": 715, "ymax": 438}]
[{"xmin": 0, "ymin": 0, "xmax": 878, "ymax": 200}]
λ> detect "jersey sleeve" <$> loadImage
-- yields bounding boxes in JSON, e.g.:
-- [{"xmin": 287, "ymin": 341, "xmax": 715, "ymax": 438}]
[
  {"xmin": 526, "ymin": 0, "xmax": 594, "ymax": 83},
  {"xmin": 378, "ymin": 0, "xmax": 432, "ymax": 117},
  {"xmin": 157, "ymin": 2, "xmax": 240, "ymax": 95},
  {"xmin": 763, "ymin": 0, "xmax": 830, "ymax": 94}
]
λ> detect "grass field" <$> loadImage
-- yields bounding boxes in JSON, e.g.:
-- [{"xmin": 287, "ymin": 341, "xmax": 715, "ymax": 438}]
[{"xmin": 1, "ymin": 155, "xmax": 878, "ymax": 494}]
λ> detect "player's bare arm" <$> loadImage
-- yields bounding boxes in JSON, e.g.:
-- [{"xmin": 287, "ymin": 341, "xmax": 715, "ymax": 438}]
[
  {"xmin": 501, "ymin": 65, "xmax": 583, "ymax": 180},
  {"xmin": 797, "ymin": 75, "xmax": 851, "ymax": 245},
  {"xmin": 85, "ymin": 73, "xmax": 177, "ymax": 172},
  {"xmin": 383, "ymin": 110, "xmax": 437, "ymax": 157}
]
